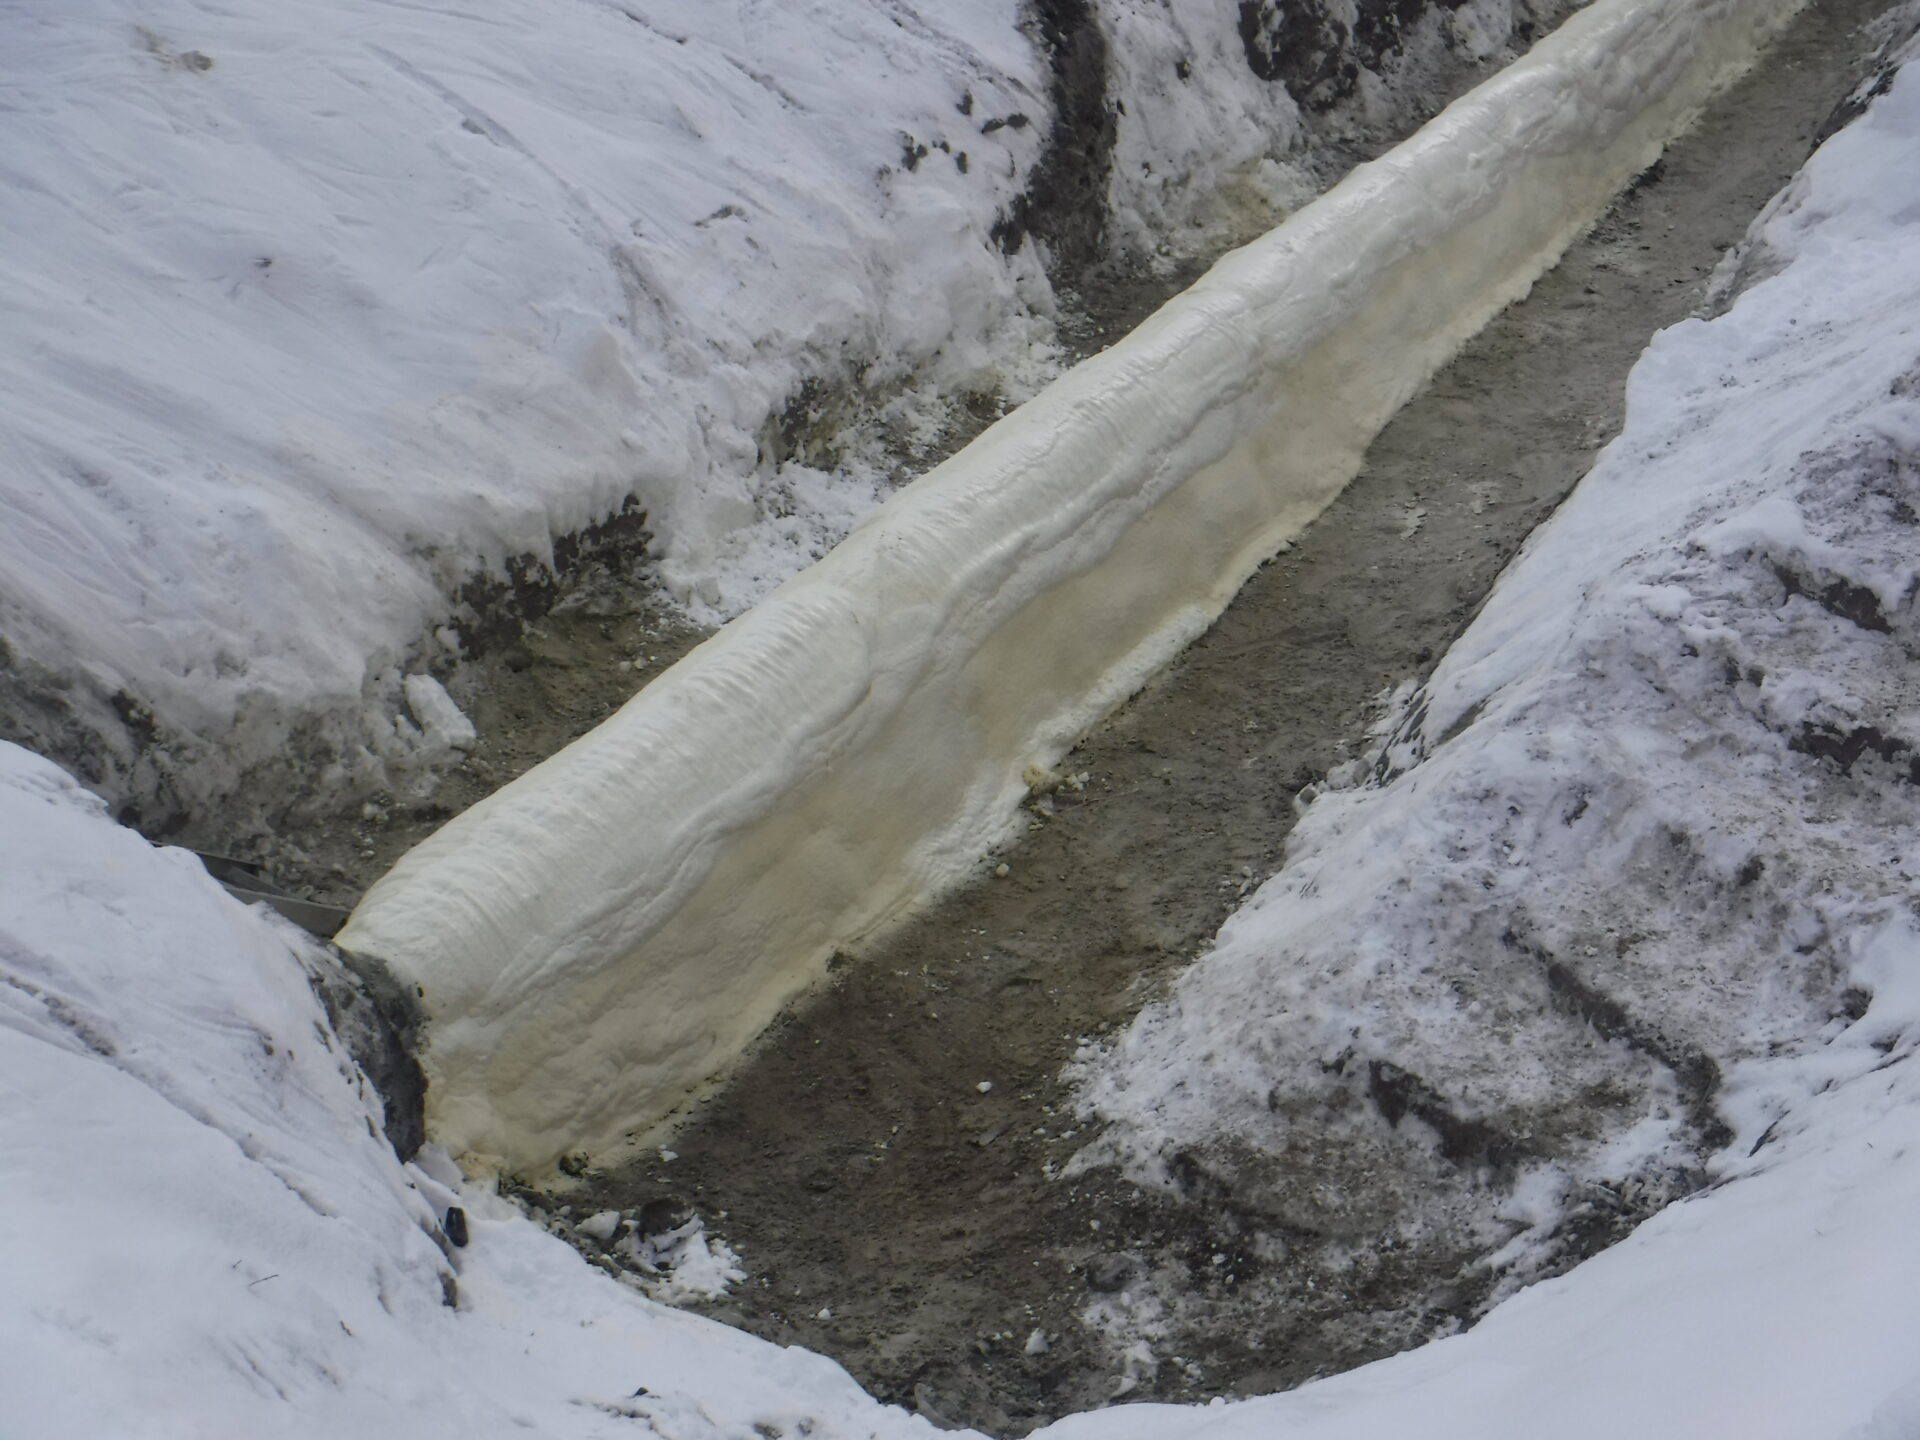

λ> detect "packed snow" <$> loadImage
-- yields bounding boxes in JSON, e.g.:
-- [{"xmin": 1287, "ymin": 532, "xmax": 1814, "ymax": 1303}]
[
  {"xmin": 0, "ymin": 741, "xmax": 945, "ymax": 1439},
  {"xmin": 339, "ymin": 0, "xmax": 1799, "ymax": 1175}
]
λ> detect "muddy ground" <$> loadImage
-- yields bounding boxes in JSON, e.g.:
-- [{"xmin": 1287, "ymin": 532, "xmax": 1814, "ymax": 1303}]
[{"xmin": 517, "ymin": 5, "xmax": 1909, "ymax": 1434}]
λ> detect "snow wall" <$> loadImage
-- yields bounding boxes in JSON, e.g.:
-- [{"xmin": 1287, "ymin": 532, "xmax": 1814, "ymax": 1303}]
[{"xmin": 338, "ymin": 0, "xmax": 1804, "ymax": 1175}]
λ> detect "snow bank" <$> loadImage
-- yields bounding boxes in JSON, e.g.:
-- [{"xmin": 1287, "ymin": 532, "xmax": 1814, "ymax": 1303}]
[
  {"xmin": 341, "ymin": 0, "xmax": 1804, "ymax": 1174},
  {"xmin": 0, "ymin": 0, "xmax": 1053, "ymax": 824},
  {"xmin": 0, "ymin": 739, "xmax": 945, "ymax": 1440},
  {"xmin": 1072, "ymin": 10, "xmax": 1920, "ymax": 1347},
  {"xmin": 14, "ymin": 709, "xmax": 1915, "ymax": 1440},
  {"xmin": 1046, "ymin": 1036, "xmax": 1920, "ymax": 1439},
  {"xmin": 18, "ymin": 26, "xmax": 1920, "ymax": 1438},
  {"xmin": 16, "ymin": 26, "xmax": 1920, "ymax": 1436},
  {"xmin": 0, "ymin": 0, "xmax": 1566, "ymax": 836},
  {"xmin": 1098, "ymin": 0, "xmax": 1580, "ymax": 265}
]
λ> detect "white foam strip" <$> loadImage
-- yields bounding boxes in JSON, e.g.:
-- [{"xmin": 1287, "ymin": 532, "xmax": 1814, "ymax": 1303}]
[{"xmin": 338, "ymin": 0, "xmax": 1804, "ymax": 1174}]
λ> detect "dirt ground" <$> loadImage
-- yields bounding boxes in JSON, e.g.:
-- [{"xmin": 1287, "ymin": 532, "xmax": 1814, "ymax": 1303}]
[
  {"xmin": 268, "ymin": 578, "xmax": 710, "ymax": 911},
  {"xmin": 516, "ymin": 5, "xmax": 1908, "ymax": 1433}
]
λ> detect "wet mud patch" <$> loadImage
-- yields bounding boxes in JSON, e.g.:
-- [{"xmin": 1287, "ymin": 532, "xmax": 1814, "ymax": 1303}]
[{"xmin": 524, "ymin": 5, "xmax": 1908, "ymax": 1433}]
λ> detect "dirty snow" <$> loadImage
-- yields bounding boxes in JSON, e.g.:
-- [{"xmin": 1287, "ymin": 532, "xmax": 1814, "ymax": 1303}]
[{"xmin": 1071, "ymin": 15, "xmax": 1920, "ymax": 1419}]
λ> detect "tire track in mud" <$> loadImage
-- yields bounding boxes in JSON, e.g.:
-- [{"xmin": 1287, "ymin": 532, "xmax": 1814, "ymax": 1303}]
[{"xmin": 533, "ymin": 4, "xmax": 1906, "ymax": 1433}]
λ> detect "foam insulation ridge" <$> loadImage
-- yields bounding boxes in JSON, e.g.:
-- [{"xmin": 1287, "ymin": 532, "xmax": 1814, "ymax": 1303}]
[{"xmin": 338, "ymin": 0, "xmax": 1805, "ymax": 1174}]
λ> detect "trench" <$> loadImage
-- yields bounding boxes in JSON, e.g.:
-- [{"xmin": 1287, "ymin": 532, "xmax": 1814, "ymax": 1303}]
[{"xmin": 520, "ymin": 3, "xmax": 1906, "ymax": 1434}]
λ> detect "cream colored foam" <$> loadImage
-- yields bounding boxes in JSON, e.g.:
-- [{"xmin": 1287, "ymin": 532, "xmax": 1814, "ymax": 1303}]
[{"xmin": 338, "ymin": 0, "xmax": 1805, "ymax": 1175}]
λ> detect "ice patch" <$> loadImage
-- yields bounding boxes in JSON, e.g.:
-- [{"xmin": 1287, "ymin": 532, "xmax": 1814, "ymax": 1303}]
[{"xmin": 403, "ymin": 673, "xmax": 477, "ymax": 753}]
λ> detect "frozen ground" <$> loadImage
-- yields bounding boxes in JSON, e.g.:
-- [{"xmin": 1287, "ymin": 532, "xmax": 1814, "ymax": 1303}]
[{"xmin": 0, "ymin": 0, "xmax": 1574, "ymax": 849}]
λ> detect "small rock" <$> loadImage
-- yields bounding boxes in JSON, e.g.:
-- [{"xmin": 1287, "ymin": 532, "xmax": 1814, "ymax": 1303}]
[
  {"xmin": 637, "ymin": 1197, "xmax": 693, "ymax": 1238},
  {"xmin": 914, "ymin": 1384, "xmax": 962, "ymax": 1431},
  {"xmin": 444, "ymin": 1206, "xmax": 469, "ymax": 1248},
  {"xmin": 1084, "ymin": 1254, "xmax": 1136, "ymax": 1293}
]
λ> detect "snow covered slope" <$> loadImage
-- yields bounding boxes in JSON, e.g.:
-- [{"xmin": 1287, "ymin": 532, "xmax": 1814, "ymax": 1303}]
[
  {"xmin": 0, "ymin": 0, "xmax": 1056, "ymax": 829},
  {"xmin": 1073, "ymin": 8, "xmax": 1920, "ymax": 1361},
  {"xmin": 1050, "ymin": 1044, "xmax": 1920, "ymax": 1439},
  {"xmin": 0, "ymin": 740, "xmax": 944, "ymax": 1440},
  {"xmin": 341, "ymin": 0, "xmax": 1804, "ymax": 1175},
  {"xmin": 0, "ymin": 0, "xmax": 1569, "ymax": 840}
]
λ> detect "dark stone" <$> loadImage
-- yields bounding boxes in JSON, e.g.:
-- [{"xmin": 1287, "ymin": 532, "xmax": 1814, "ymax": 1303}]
[
  {"xmin": 1237, "ymin": 0, "xmax": 1484, "ymax": 111},
  {"xmin": 1791, "ymin": 720, "xmax": 1920, "ymax": 785},
  {"xmin": 444, "ymin": 1205, "xmax": 470, "ymax": 1247},
  {"xmin": 310, "ymin": 945, "xmax": 428, "ymax": 1161},
  {"xmin": 638, "ymin": 1197, "xmax": 694, "ymax": 1238},
  {"xmin": 1084, "ymin": 1253, "xmax": 1136, "ymax": 1293},
  {"xmin": 989, "ymin": 0, "xmax": 1116, "ymax": 277},
  {"xmin": 1772, "ymin": 561, "xmax": 1892, "ymax": 633}
]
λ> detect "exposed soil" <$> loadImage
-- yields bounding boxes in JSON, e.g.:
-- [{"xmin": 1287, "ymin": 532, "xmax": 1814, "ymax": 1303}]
[
  {"xmin": 266, "ymin": 568, "xmax": 710, "ymax": 912},
  {"xmin": 522, "ymin": 5, "xmax": 1907, "ymax": 1434}
]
